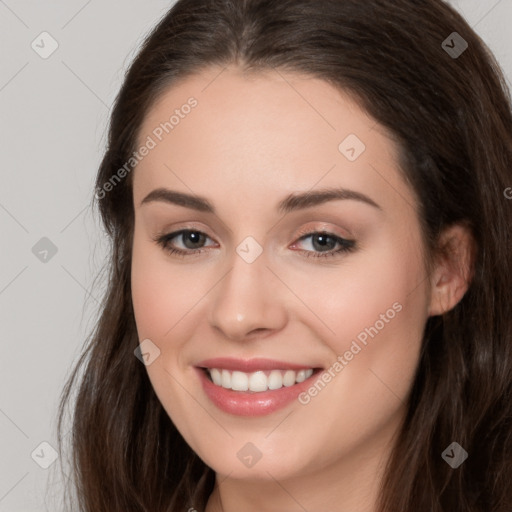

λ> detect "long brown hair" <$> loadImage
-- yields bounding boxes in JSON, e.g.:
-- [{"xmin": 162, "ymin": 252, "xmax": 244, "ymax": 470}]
[{"xmin": 56, "ymin": 0, "xmax": 512, "ymax": 510}]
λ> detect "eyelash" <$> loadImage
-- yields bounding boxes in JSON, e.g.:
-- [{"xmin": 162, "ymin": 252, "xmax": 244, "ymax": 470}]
[{"xmin": 153, "ymin": 228, "xmax": 357, "ymax": 260}]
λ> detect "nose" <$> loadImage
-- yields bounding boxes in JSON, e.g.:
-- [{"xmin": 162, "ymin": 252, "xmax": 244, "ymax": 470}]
[{"xmin": 208, "ymin": 249, "xmax": 288, "ymax": 341}]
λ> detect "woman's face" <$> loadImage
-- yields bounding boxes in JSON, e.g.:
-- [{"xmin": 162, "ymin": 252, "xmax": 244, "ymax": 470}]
[{"xmin": 130, "ymin": 65, "xmax": 433, "ymax": 484}]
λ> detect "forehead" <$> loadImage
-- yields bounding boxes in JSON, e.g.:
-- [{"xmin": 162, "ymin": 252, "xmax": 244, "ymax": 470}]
[{"xmin": 133, "ymin": 66, "xmax": 414, "ymax": 218}]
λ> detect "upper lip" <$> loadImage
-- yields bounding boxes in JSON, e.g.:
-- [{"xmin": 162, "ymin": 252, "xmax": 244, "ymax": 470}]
[{"xmin": 196, "ymin": 357, "xmax": 322, "ymax": 372}]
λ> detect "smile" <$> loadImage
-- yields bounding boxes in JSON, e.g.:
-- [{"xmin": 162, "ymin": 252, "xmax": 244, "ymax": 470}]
[
  {"xmin": 204, "ymin": 368, "xmax": 315, "ymax": 392},
  {"xmin": 195, "ymin": 357, "xmax": 323, "ymax": 416}
]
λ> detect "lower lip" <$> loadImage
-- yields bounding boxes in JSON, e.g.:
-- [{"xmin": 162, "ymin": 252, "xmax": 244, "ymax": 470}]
[{"xmin": 195, "ymin": 367, "xmax": 320, "ymax": 416}]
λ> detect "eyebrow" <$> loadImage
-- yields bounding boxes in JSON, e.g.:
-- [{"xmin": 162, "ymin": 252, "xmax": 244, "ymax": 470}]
[{"xmin": 139, "ymin": 187, "xmax": 382, "ymax": 214}]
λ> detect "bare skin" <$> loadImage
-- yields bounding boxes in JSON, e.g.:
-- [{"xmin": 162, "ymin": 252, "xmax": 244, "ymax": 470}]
[{"xmin": 130, "ymin": 65, "xmax": 473, "ymax": 512}]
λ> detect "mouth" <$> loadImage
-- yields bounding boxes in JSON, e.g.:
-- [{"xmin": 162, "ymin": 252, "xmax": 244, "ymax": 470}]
[
  {"xmin": 194, "ymin": 358, "xmax": 324, "ymax": 416},
  {"xmin": 200, "ymin": 367, "xmax": 322, "ymax": 393}
]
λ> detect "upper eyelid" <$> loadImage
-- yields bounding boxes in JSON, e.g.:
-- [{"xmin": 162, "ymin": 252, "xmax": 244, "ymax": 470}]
[{"xmin": 162, "ymin": 217, "xmax": 352, "ymax": 236}]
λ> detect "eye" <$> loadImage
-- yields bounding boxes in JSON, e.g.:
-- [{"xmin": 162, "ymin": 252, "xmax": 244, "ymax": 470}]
[
  {"xmin": 291, "ymin": 231, "xmax": 356, "ymax": 259},
  {"xmin": 153, "ymin": 229, "xmax": 216, "ymax": 258},
  {"xmin": 153, "ymin": 228, "xmax": 357, "ymax": 259}
]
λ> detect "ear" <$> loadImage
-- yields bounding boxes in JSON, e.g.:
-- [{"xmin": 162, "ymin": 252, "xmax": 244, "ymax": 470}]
[{"xmin": 428, "ymin": 223, "xmax": 476, "ymax": 317}]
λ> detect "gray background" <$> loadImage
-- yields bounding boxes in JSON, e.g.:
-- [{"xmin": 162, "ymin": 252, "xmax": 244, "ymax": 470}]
[{"xmin": 0, "ymin": 1, "xmax": 510, "ymax": 510}]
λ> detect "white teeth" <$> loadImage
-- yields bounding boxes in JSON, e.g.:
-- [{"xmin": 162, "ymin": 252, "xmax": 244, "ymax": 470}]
[
  {"xmin": 231, "ymin": 371, "xmax": 249, "ymax": 391},
  {"xmin": 221, "ymin": 369, "xmax": 231, "ymax": 389},
  {"xmin": 268, "ymin": 370, "xmax": 283, "ymax": 390},
  {"xmin": 283, "ymin": 370, "xmax": 296, "ymax": 387},
  {"xmin": 295, "ymin": 369, "xmax": 307, "ymax": 383},
  {"xmin": 210, "ymin": 368, "xmax": 222, "ymax": 386},
  {"xmin": 206, "ymin": 368, "xmax": 314, "ymax": 392},
  {"xmin": 248, "ymin": 371, "xmax": 268, "ymax": 392}
]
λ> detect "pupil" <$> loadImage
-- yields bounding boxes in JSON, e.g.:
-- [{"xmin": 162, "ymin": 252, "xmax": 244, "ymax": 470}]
[
  {"xmin": 313, "ymin": 234, "xmax": 334, "ymax": 251},
  {"xmin": 185, "ymin": 231, "xmax": 204, "ymax": 249}
]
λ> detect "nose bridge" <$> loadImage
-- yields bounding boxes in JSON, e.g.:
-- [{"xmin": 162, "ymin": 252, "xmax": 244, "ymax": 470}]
[{"xmin": 209, "ymin": 244, "xmax": 287, "ymax": 340}]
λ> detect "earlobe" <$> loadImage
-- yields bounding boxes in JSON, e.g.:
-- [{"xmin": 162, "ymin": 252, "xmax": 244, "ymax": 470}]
[{"xmin": 427, "ymin": 223, "xmax": 475, "ymax": 317}]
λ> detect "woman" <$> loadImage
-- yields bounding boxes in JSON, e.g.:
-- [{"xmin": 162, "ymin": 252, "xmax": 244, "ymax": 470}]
[{"xmin": 57, "ymin": 0, "xmax": 512, "ymax": 510}]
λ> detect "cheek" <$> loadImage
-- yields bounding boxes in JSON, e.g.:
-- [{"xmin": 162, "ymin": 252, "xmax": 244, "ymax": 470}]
[
  {"xmin": 289, "ymin": 234, "xmax": 426, "ymax": 353},
  {"xmin": 131, "ymin": 241, "xmax": 170, "ymax": 338},
  {"xmin": 130, "ymin": 238, "xmax": 202, "ymax": 427},
  {"xmin": 130, "ymin": 235, "xmax": 205, "ymax": 340},
  {"xmin": 288, "ymin": 232, "xmax": 428, "ymax": 424},
  {"xmin": 284, "ymin": 239, "xmax": 427, "ymax": 453},
  {"xmin": 320, "ymin": 231, "xmax": 427, "ymax": 400}
]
